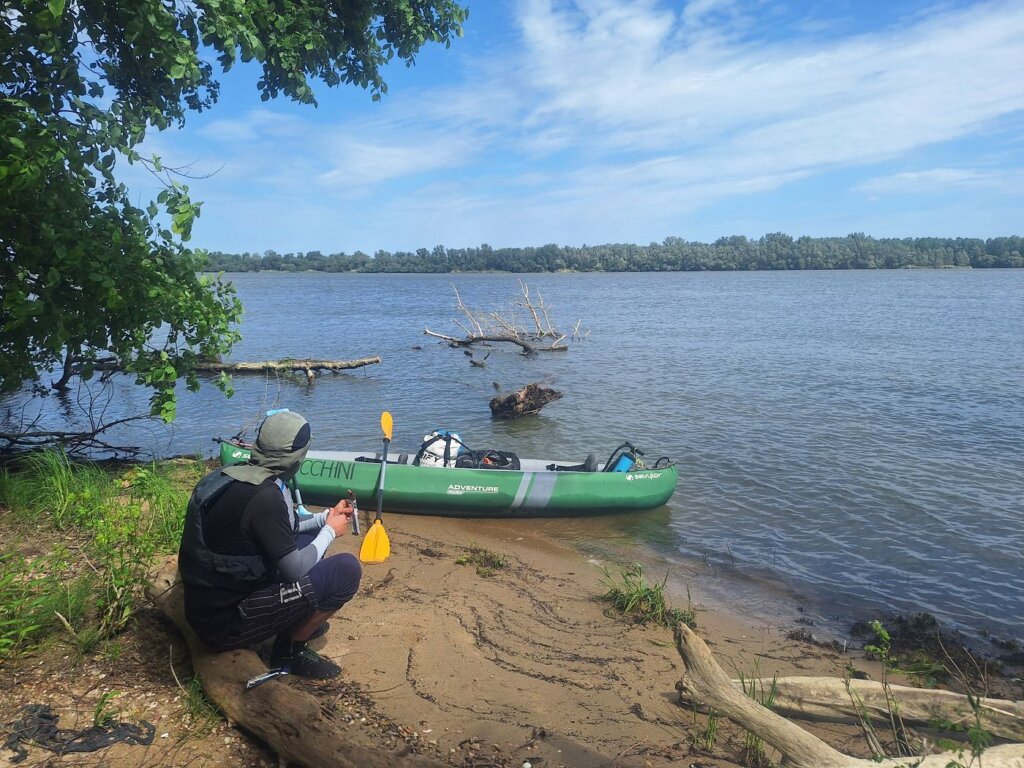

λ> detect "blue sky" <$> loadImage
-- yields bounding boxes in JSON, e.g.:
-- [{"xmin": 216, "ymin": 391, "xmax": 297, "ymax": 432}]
[{"xmin": 137, "ymin": 0, "xmax": 1024, "ymax": 254}]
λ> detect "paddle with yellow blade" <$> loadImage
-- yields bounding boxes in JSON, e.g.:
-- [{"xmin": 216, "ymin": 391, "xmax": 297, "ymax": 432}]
[{"xmin": 359, "ymin": 411, "xmax": 393, "ymax": 564}]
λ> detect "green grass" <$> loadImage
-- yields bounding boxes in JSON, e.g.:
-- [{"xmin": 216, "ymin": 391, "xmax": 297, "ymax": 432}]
[
  {"xmin": 0, "ymin": 450, "xmax": 205, "ymax": 660},
  {"xmin": 600, "ymin": 563, "xmax": 697, "ymax": 629},
  {"xmin": 700, "ymin": 709, "xmax": 720, "ymax": 751},
  {"xmin": 739, "ymin": 669, "xmax": 778, "ymax": 767},
  {"xmin": 1, "ymin": 449, "xmax": 113, "ymax": 528},
  {"xmin": 455, "ymin": 546, "xmax": 508, "ymax": 578},
  {"xmin": 182, "ymin": 676, "xmax": 223, "ymax": 734}
]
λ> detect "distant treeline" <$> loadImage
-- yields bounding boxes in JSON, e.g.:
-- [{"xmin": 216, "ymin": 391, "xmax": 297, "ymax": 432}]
[{"xmin": 205, "ymin": 234, "xmax": 1024, "ymax": 273}]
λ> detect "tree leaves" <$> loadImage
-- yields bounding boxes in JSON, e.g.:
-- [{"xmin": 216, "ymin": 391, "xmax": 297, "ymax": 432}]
[{"xmin": 2, "ymin": 0, "xmax": 467, "ymax": 424}]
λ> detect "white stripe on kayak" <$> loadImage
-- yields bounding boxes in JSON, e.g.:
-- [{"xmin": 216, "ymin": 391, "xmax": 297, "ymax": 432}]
[
  {"xmin": 509, "ymin": 473, "xmax": 533, "ymax": 511},
  {"xmin": 506, "ymin": 472, "xmax": 559, "ymax": 512}
]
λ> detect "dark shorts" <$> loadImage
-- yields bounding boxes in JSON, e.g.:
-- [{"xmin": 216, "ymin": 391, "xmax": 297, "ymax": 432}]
[{"xmin": 195, "ymin": 546, "xmax": 362, "ymax": 651}]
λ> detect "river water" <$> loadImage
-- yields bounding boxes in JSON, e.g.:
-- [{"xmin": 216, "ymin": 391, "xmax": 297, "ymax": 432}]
[{"xmin": 9, "ymin": 269, "xmax": 1023, "ymax": 642}]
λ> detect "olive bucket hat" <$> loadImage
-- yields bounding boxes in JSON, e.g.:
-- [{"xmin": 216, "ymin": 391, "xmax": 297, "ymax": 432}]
[{"xmin": 223, "ymin": 411, "xmax": 311, "ymax": 485}]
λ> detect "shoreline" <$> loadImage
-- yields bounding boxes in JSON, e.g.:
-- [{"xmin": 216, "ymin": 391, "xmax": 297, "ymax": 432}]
[
  {"xmin": 316, "ymin": 512, "xmax": 888, "ymax": 767},
  {"xmin": 449, "ymin": 511, "xmax": 1023, "ymax": 656},
  {"xmin": 3, "ymin": 502, "xmax": 1020, "ymax": 767}
]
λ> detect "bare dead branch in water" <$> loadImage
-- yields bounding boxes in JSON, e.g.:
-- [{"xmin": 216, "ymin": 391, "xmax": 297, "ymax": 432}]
[{"xmin": 424, "ymin": 282, "xmax": 585, "ymax": 352}]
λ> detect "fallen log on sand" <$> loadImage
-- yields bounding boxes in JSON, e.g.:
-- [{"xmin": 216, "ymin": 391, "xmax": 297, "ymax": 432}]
[
  {"xmin": 145, "ymin": 557, "xmax": 443, "ymax": 768},
  {"xmin": 737, "ymin": 676, "xmax": 1024, "ymax": 741},
  {"xmin": 674, "ymin": 622, "xmax": 1024, "ymax": 768}
]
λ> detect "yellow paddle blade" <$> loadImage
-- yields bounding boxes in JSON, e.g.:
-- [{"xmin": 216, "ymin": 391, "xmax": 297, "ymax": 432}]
[
  {"xmin": 359, "ymin": 519, "xmax": 391, "ymax": 564},
  {"xmin": 380, "ymin": 411, "xmax": 393, "ymax": 441}
]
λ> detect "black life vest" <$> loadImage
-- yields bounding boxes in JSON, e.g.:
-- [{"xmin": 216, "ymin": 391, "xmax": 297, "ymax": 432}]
[{"xmin": 178, "ymin": 469, "xmax": 275, "ymax": 593}]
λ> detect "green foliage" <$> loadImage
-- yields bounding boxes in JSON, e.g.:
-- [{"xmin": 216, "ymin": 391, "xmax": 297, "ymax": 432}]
[
  {"xmin": 183, "ymin": 676, "xmax": 222, "ymax": 735},
  {"xmin": 864, "ymin": 619, "xmax": 896, "ymax": 668},
  {"xmin": 202, "ymin": 234, "xmax": 1024, "ymax": 274},
  {"xmin": 455, "ymin": 546, "xmax": 507, "ymax": 578},
  {"xmin": 862, "ymin": 617, "xmax": 948, "ymax": 687},
  {"xmin": 939, "ymin": 693, "xmax": 994, "ymax": 767},
  {"xmin": 2, "ymin": 449, "xmax": 113, "ymax": 527},
  {"xmin": 0, "ymin": 451, "xmax": 195, "ymax": 659},
  {"xmin": 933, "ymin": 692, "xmax": 994, "ymax": 766},
  {"xmin": 1, "ymin": 0, "xmax": 467, "ymax": 419},
  {"xmin": 700, "ymin": 710, "xmax": 720, "ymax": 751},
  {"xmin": 92, "ymin": 690, "xmax": 121, "ymax": 729},
  {"xmin": 0, "ymin": 545, "xmax": 98, "ymax": 658},
  {"xmin": 739, "ymin": 670, "xmax": 778, "ymax": 768},
  {"xmin": 600, "ymin": 563, "xmax": 697, "ymax": 629},
  {"xmin": 856, "ymin": 620, "xmax": 921, "ymax": 758}
]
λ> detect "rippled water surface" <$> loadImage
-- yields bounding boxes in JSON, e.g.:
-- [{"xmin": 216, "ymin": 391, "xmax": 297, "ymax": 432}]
[{"xmin": 11, "ymin": 270, "xmax": 1023, "ymax": 639}]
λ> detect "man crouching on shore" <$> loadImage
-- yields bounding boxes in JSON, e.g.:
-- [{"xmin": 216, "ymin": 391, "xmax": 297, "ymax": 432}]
[{"xmin": 178, "ymin": 410, "xmax": 361, "ymax": 679}]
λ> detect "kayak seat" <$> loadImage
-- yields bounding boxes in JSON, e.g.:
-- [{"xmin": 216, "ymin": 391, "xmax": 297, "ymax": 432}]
[
  {"xmin": 546, "ymin": 453, "xmax": 599, "ymax": 472},
  {"xmin": 455, "ymin": 449, "xmax": 521, "ymax": 470}
]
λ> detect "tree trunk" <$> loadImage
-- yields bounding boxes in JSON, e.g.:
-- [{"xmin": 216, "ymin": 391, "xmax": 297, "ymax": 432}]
[
  {"xmin": 193, "ymin": 356, "xmax": 381, "ymax": 375},
  {"xmin": 738, "ymin": 676, "xmax": 1024, "ymax": 741},
  {"xmin": 82, "ymin": 356, "xmax": 381, "ymax": 384},
  {"xmin": 145, "ymin": 557, "xmax": 444, "ymax": 768},
  {"xmin": 674, "ymin": 623, "xmax": 1024, "ymax": 768}
]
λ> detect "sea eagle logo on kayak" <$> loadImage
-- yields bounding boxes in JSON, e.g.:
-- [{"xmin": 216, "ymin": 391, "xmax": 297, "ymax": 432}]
[
  {"xmin": 447, "ymin": 484, "xmax": 500, "ymax": 495},
  {"xmin": 626, "ymin": 472, "xmax": 662, "ymax": 481}
]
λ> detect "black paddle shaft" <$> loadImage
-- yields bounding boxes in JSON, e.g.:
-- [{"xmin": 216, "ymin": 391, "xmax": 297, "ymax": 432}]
[{"xmin": 375, "ymin": 437, "xmax": 390, "ymax": 522}]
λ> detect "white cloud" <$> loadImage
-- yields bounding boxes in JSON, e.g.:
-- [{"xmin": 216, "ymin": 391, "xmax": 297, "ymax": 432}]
[
  {"xmin": 513, "ymin": 0, "xmax": 1024, "ymax": 160},
  {"xmin": 315, "ymin": 129, "xmax": 485, "ymax": 188},
  {"xmin": 150, "ymin": 0, "xmax": 1024, "ymax": 250},
  {"xmin": 854, "ymin": 168, "xmax": 1020, "ymax": 195},
  {"xmin": 197, "ymin": 110, "xmax": 307, "ymax": 142}
]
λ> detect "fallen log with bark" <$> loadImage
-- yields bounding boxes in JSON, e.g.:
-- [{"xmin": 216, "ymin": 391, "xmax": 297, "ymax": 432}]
[
  {"xmin": 195, "ymin": 357, "xmax": 382, "ymax": 382},
  {"xmin": 145, "ymin": 557, "xmax": 444, "ymax": 768},
  {"xmin": 489, "ymin": 383, "xmax": 563, "ymax": 418},
  {"xmin": 674, "ymin": 622, "xmax": 1024, "ymax": 768},
  {"xmin": 54, "ymin": 356, "xmax": 382, "ymax": 390},
  {"xmin": 738, "ymin": 676, "xmax": 1024, "ymax": 741}
]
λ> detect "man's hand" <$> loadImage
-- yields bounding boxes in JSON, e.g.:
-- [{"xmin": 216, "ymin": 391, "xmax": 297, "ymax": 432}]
[{"xmin": 326, "ymin": 499, "xmax": 354, "ymax": 536}]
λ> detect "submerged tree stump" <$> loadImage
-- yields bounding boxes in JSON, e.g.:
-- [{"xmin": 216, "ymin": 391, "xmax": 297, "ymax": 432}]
[{"xmin": 489, "ymin": 383, "xmax": 563, "ymax": 418}]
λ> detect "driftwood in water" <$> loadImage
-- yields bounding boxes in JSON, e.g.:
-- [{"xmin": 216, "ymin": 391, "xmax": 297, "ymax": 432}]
[
  {"xmin": 424, "ymin": 283, "xmax": 577, "ymax": 352},
  {"xmin": 423, "ymin": 329, "xmax": 568, "ymax": 353},
  {"xmin": 195, "ymin": 356, "xmax": 381, "ymax": 382},
  {"xmin": 76, "ymin": 356, "xmax": 381, "ymax": 385},
  {"xmin": 741, "ymin": 676, "xmax": 1024, "ymax": 741},
  {"xmin": 674, "ymin": 622, "xmax": 1024, "ymax": 768},
  {"xmin": 145, "ymin": 557, "xmax": 444, "ymax": 768},
  {"xmin": 489, "ymin": 383, "xmax": 563, "ymax": 418}
]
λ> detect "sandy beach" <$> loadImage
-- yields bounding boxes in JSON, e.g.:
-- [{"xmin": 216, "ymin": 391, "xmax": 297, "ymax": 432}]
[
  {"xmin": 305, "ymin": 513, "xmax": 886, "ymax": 767},
  {"xmin": 9, "ymin": 509, "xmax": 1017, "ymax": 768}
]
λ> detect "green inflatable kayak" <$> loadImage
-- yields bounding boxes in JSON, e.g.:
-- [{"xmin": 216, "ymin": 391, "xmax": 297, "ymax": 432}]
[{"xmin": 218, "ymin": 439, "xmax": 678, "ymax": 518}]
